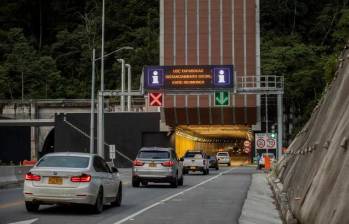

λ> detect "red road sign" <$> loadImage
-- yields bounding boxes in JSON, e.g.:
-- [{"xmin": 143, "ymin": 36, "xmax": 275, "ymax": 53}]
[
  {"xmin": 256, "ymin": 139, "xmax": 266, "ymax": 149},
  {"xmin": 148, "ymin": 92, "xmax": 163, "ymax": 106},
  {"xmin": 267, "ymin": 138, "xmax": 276, "ymax": 148},
  {"xmin": 255, "ymin": 133, "xmax": 277, "ymax": 149},
  {"xmin": 244, "ymin": 140, "xmax": 251, "ymax": 148}
]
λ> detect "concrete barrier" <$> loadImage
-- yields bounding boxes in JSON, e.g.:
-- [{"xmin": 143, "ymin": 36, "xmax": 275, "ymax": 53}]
[
  {"xmin": 0, "ymin": 166, "xmax": 32, "ymax": 188},
  {"xmin": 273, "ymin": 46, "xmax": 349, "ymax": 224}
]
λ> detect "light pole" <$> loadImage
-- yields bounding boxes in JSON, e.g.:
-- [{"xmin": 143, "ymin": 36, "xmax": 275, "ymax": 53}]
[
  {"xmin": 90, "ymin": 48, "xmax": 96, "ymax": 154},
  {"xmin": 125, "ymin": 64, "xmax": 132, "ymax": 112},
  {"xmin": 93, "ymin": 46, "xmax": 133, "ymax": 157},
  {"xmin": 265, "ymin": 94, "xmax": 269, "ymax": 156},
  {"xmin": 97, "ymin": 0, "xmax": 106, "ymax": 158},
  {"xmin": 117, "ymin": 59, "xmax": 125, "ymax": 112}
]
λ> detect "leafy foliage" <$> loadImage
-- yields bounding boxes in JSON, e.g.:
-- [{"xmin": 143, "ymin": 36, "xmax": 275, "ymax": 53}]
[
  {"xmin": 260, "ymin": 0, "xmax": 349, "ymax": 137},
  {"xmin": 0, "ymin": 0, "xmax": 159, "ymax": 99},
  {"xmin": 0, "ymin": 0, "xmax": 348, "ymax": 137}
]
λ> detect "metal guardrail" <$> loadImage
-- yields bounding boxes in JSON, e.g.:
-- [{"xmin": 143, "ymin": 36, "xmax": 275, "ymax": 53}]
[
  {"xmin": 236, "ymin": 76, "xmax": 284, "ymax": 94},
  {"xmin": 0, "ymin": 119, "xmax": 55, "ymax": 126},
  {"xmin": 0, "ymin": 97, "xmax": 146, "ymax": 105}
]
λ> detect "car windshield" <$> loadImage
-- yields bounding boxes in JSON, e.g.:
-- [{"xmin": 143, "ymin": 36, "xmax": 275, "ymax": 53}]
[
  {"xmin": 184, "ymin": 152, "xmax": 202, "ymax": 158},
  {"xmin": 217, "ymin": 152, "xmax": 229, "ymax": 156},
  {"xmin": 36, "ymin": 156, "xmax": 90, "ymax": 168},
  {"xmin": 138, "ymin": 151, "xmax": 170, "ymax": 159}
]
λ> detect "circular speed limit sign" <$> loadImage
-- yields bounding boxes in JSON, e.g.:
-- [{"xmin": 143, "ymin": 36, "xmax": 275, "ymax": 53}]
[
  {"xmin": 257, "ymin": 139, "xmax": 265, "ymax": 149},
  {"xmin": 267, "ymin": 139, "xmax": 276, "ymax": 148},
  {"xmin": 244, "ymin": 140, "xmax": 251, "ymax": 148}
]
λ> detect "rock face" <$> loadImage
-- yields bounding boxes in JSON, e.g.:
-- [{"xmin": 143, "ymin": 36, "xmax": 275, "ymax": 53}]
[{"xmin": 275, "ymin": 48, "xmax": 349, "ymax": 224}]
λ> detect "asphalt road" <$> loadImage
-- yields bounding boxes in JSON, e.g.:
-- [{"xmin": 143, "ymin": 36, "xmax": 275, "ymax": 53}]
[{"xmin": 0, "ymin": 167, "xmax": 257, "ymax": 224}]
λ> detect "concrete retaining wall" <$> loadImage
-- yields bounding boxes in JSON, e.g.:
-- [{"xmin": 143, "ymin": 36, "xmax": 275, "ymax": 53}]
[
  {"xmin": 0, "ymin": 166, "xmax": 32, "ymax": 188},
  {"xmin": 271, "ymin": 46, "xmax": 349, "ymax": 224}
]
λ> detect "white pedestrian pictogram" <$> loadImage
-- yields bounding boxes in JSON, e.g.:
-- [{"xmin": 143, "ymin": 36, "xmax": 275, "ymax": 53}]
[
  {"xmin": 152, "ymin": 70, "xmax": 159, "ymax": 84},
  {"xmin": 218, "ymin": 69, "xmax": 226, "ymax": 83}
]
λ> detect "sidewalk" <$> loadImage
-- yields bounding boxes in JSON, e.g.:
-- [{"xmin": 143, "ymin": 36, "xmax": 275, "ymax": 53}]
[{"xmin": 239, "ymin": 173, "xmax": 283, "ymax": 224}]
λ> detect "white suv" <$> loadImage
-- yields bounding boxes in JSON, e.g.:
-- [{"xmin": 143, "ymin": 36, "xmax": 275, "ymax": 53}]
[
  {"xmin": 216, "ymin": 152, "xmax": 231, "ymax": 166},
  {"xmin": 183, "ymin": 151, "xmax": 209, "ymax": 175}
]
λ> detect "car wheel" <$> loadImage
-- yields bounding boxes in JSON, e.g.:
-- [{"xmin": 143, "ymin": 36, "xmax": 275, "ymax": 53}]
[
  {"xmin": 141, "ymin": 181, "xmax": 148, "ymax": 186},
  {"xmin": 111, "ymin": 184, "xmax": 122, "ymax": 207},
  {"xmin": 183, "ymin": 170, "xmax": 188, "ymax": 175},
  {"xmin": 132, "ymin": 178, "xmax": 140, "ymax": 187},
  {"xmin": 170, "ymin": 175, "xmax": 178, "ymax": 188},
  {"xmin": 178, "ymin": 175, "xmax": 184, "ymax": 186},
  {"xmin": 215, "ymin": 165, "xmax": 219, "ymax": 170},
  {"xmin": 203, "ymin": 169, "xmax": 207, "ymax": 175},
  {"xmin": 25, "ymin": 201, "xmax": 39, "ymax": 212},
  {"xmin": 92, "ymin": 188, "xmax": 104, "ymax": 214},
  {"xmin": 227, "ymin": 163, "xmax": 230, "ymax": 167}
]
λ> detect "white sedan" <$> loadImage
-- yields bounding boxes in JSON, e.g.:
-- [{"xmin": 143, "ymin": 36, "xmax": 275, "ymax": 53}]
[{"xmin": 23, "ymin": 152, "xmax": 122, "ymax": 213}]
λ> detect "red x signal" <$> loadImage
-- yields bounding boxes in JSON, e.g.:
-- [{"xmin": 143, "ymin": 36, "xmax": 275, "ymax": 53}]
[{"xmin": 148, "ymin": 92, "xmax": 163, "ymax": 107}]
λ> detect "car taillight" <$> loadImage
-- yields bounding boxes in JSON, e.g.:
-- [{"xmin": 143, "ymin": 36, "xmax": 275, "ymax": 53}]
[
  {"xmin": 25, "ymin": 173, "xmax": 41, "ymax": 181},
  {"xmin": 133, "ymin": 160, "xmax": 145, "ymax": 166},
  {"xmin": 161, "ymin": 161, "xmax": 175, "ymax": 167},
  {"xmin": 71, "ymin": 174, "xmax": 92, "ymax": 182}
]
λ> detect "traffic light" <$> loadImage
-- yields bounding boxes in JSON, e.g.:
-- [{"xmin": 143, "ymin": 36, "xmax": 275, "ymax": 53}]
[
  {"xmin": 214, "ymin": 91, "xmax": 230, "ymax": 107},
  {"xmin": 271, "ymin": 125, "xmax": 276, "ymax": 138}
]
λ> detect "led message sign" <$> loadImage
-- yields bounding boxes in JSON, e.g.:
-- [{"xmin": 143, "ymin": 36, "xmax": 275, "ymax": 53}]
[{"xmin": 144, "ymin": 65, "xmax": 234, "ymax": 91}]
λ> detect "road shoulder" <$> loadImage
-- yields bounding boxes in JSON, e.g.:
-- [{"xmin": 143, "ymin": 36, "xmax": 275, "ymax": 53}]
[{"xmin": 239, "ymin": 173, "xmax": 283, "ymax": 224}]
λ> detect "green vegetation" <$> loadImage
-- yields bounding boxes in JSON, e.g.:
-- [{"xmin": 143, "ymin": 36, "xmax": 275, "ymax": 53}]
[
  {"xmin": 0, "ymin": 0, "xmax": 348, "ymax": 137},
  {"xmin": 0, "ymin": 0, "xmax": 159, "ymax": 99},
  {"xmin": 260, "ymin": 0, "xmax": 349, "ymax": 137}
]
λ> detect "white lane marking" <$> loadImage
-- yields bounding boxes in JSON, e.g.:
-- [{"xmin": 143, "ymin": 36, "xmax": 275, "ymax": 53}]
[
  {"xmin": 113, "ymin": 168, "xmax": 233, "ymax": 224},
  {"xmin": 8, "ymin": 218, "xmax": 38, "ymax": 224}
]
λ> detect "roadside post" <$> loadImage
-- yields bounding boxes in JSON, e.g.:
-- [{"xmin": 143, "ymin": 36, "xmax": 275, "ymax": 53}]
[{"xmin": 109, "ymin": 144, "xmax": 116, "ymax": 165}]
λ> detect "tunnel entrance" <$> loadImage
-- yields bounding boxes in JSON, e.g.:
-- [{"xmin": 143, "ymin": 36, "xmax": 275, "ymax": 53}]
[
  {"xmin": 175, "ymin": 125, "xmax": 253, "ymax": 166},
  {"xmin": 41, "ymin": 128, "xmax": 55, "ymax": 157}
]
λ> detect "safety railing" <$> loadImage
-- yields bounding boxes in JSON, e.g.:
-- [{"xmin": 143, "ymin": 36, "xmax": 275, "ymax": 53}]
[{"xmin": 236, "ymin": 76, "xmax": 284, "ymax": 94}]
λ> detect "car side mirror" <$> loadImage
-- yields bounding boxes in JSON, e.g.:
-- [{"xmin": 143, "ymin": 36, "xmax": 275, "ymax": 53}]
[{"xmin": 111, "ymin": 167, "xmax": 118, "ymax": 173}]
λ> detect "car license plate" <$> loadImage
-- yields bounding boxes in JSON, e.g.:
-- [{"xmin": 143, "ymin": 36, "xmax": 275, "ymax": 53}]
[
  {"xmin": 48, "ymin": 176, "xmax": 63, "ymax": 185},
  {"xmin": 149, "ymin": 163, "xmax": 157, "ymax": 168},
  {"xmin": 190, "ymin": 166, "xmax": 196, "ymax": 170}
]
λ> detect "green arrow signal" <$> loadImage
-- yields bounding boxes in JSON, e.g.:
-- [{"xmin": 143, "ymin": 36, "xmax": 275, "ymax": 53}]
[{"xmin": 215, "ymin": 91, "xmax": 230, "ymax": 106}]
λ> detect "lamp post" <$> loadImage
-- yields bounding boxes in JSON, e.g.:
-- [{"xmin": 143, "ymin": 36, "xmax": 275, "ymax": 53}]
[
  {"xmin": 92, "ymin": 47, "xmax": 133, "ymax": 157},
  {"xmin": 90, "ymin": 48, "xmax": 96, "ymax": 154},
  {"xmin": 125, "ymin": 64, "xmax": 132, "ymax": 112},
  {"xmin": 117, "ymin": 59, "xmax": 125, "ymax": 112},
  {"xmin": 97, "ymin": 0, "xmax": 106, "ymax": 158}
]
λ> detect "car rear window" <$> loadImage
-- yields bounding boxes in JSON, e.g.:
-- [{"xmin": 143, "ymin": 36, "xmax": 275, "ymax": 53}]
[
  {"xmin": 36, "ymin": 156, "xmax": 90, "ymax": 168},
  {"xmin": 184, "ymin": 152, "xmax": 202, "ymax": 158},
  {"xmin": 138, "ymin": 151, "xmax": 170, "ymax": 159},
  {"xmin": 217, "ymin": 152, "xmax": 229, "ymax": 156}
]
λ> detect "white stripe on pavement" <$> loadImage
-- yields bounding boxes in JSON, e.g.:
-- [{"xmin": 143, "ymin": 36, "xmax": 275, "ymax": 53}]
[
  {"xmin": 8, "ymin": 218, "xmax": 38, "ymax": 224},
  {"xmin": 113, "ymin": 168, "xmax": 233, "ymax": 224}
]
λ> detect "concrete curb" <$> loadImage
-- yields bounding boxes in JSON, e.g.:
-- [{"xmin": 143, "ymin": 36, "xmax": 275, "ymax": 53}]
[
  {"xmin": 267, "ymin": 174, "xmax": 298, "ymax": 224},
  {"xmin": 0, "ymin": 166, "xmax": 33, "ymax": 189},
  {"xmin": 239, "ymin": 173, "xmax": 283, "ymax": 224}
]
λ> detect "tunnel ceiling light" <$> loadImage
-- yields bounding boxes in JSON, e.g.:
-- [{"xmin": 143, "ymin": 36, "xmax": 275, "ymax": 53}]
[{"xmin": 177, "ymin": 125, "xmax": 252, "ymax": 139}]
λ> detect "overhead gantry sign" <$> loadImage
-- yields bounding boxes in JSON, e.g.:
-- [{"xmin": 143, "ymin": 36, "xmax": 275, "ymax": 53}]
[{"xmin": 144, "ymin": 65, "xmax": 234, "ymax": 91}]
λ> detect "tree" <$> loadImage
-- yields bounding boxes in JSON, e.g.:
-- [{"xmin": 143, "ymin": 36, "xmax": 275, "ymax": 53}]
[{"xmin": 4, "ymin": 28, "xmax": 36, "ymax": 99}]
